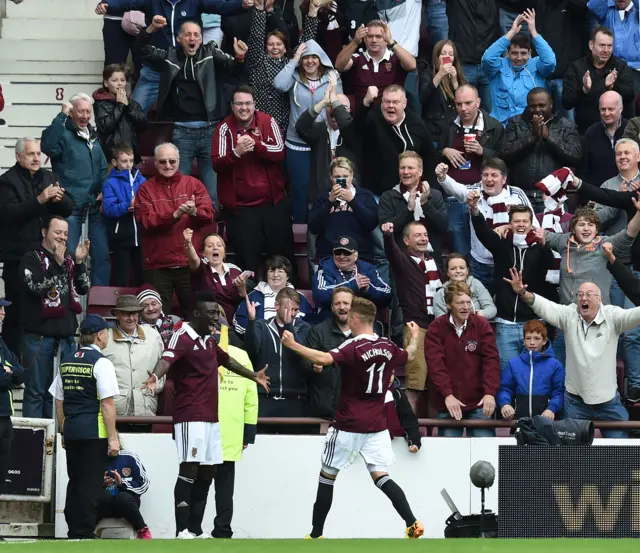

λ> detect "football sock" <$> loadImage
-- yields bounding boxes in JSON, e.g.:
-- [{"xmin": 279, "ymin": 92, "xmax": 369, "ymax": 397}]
[
  {"xmin": 374, "ymin": 475, "xmax": 416, "ymax": 527},
  {"xmin": 174, "ymin": 475, "xmax": 195, "ymax": 534},
  {"xmin": 310, "ymin": 474, "xmax": 335, "ymax": 538},
  {"xmin": 188, "ymin": 477, "xmax": 213, "ymax": 536}
]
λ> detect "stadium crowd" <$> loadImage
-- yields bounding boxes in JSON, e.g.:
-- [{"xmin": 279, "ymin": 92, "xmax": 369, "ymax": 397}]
[{"xmin": 5, "ymin": 0, "xmax": 640, "ymax": 539}]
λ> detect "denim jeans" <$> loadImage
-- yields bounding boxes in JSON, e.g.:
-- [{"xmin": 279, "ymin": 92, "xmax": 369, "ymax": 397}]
[
  {"xmin": 22, "ymin": 334, "xmax": 76, "ymax": 419},
  {"xmin": 173, "ymin": 124, "xmax": 218, "ymax": 208},
  {"xmin": 445, "ymin": 198, "xmax": 471, "ymax": 257},
  {"xmin": 499, "ymin": 8, "xmax": 529, "ymax": 37},
  {"xmin": 461, "ymin": 63, "xmax": 492, "ymax": 114},
  {"xmin": 553, "ymin": 328, "xmax": 566, "ymax": 367},
  {"xmin": 437, "ymin": 408, "xmax": 496, "ymax": 437},
  {"xmin": 548, "ymin": 78, "xmax": 574, "ymax": 122},
  {"xmin": 131, "ymin": 65, "xmax": 161, "ymax": 115},
  {"xmin": 495, "ymin": 320, "xmax": 525, "ymax": 371},
  {"xmin": 424, "ymin": 0, "xmax": 448, "ymax": 44},
  {"xmin": 67, "ymin": 209, "xmax": 111, "ymax": 286},
  {"xmin": 470, "ymin": 257, "xmax": 495, "ymax": 296},
  {"xmin": 609, "ymin": 271, "xmax": 640, "ymax": 389},
  {"xmin": 564, "ymin": 391, "xmax": 629, "ymax": 439},
  {"xmin": 285, "ymin": 146, "xmax": 312, "ymax": 223},
  {"xmin": 404, "ymin": 70, "xmax": 421, "ymax": 115}
]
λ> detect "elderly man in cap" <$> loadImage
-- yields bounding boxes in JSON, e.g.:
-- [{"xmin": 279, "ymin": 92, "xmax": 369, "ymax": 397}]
[
  {"xmin": 312, "ymin": 236, "xmax": 391, "ymax": 321},
  {"xmin": 103, "ymin": 295, "xmax": 164, "ymax": 417},
  {"xmin": 0, "ymin": 279, "xmax": 25, "ymax": 492},
  {"xmin": 136, "ymin": 284, "xmax": 182, "ymax": 347},
  {"xmin": 49, "ymin": 314, "xmax": 120, "ymax": 539}
]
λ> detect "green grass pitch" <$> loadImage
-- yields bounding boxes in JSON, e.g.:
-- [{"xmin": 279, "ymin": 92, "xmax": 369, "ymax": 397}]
[{"xmin": 4, "ymin": 540, "xmax": 640, "ymax": 553}]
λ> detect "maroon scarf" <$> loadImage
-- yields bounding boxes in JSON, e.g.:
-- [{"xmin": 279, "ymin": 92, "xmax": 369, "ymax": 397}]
[{"xmin": 34, "ymin": 250, "xmax": 83, "ymax": 318}]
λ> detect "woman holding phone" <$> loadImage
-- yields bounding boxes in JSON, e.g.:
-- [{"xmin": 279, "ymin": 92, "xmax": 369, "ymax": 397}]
[
  {"xmin": 183, "ymin": 229, "xmax": 250, "ymax": 320},
  {"xmin": 420, "ymin": 39, "xmax": 466, "ymax": 149}
]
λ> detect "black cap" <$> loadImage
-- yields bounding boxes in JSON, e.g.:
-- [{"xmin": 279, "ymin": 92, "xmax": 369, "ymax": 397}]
[
  {"xmin": 79, "ymin": 315, "xmax": 113, "ymax": 334},
  {"xmin": 333, "ymin": 236, "xmax": 358, "ymax": 253}
]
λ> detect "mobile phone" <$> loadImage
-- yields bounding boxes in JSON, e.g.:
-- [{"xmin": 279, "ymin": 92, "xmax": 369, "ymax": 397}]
[
  {"xmin": 442, "ymin": 56, "xmax": 452, "ymax": 65},
  {"xmin": 240, "ymin": 270, "xmax": 254, "ymax": 279},
  {"xmin": 336, "ymin": 177, "xmax": 347, "ymax": 189}
]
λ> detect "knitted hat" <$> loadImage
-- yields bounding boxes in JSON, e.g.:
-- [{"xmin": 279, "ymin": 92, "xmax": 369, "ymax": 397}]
[{"xmin": 136, "ymin": 284, "xmax": 162, "ymax": 305}]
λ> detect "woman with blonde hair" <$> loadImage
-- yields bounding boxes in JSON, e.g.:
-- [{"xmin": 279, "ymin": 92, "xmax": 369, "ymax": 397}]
[{"xmin": 420, "ymin": 39, "xmax": 466, "ymax": 148}]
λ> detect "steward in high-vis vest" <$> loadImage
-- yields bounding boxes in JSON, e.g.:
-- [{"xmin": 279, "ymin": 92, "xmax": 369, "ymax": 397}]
[
  {"xmin": 49, "ymin": 314, "xmax": 120, "ymax": 539},
  {"xmin": 0, "ymin": 278, "xmax": 25, "ymax": 493}
]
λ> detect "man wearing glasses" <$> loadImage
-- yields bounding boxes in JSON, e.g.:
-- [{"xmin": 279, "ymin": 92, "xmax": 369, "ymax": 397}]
[
  {"xmin": 135, "ymin": 143, "xmax": 215, "ymax": 316},
  {"xmin": 212, "ymin": 84, "xmax": 296, "ymax": 279},
  {"xmin": 505, "ymin": 270, "xmax": 640, "ymax": 439}
]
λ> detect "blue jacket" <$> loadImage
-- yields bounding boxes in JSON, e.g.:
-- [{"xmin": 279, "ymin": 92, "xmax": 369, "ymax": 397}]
[
  {"xmin": 105, "ymin": 0, "xmax": 243, "ymax": 55},
  {"xmin": 105, "ymin": 449, "xmax": 150, "ymax": 496},
  {"xmin": 233, "ymin": 282, "xmax": 314, "ymax": 337},
  {"xmin": 307, "ymin": 185, "xmax": 378, "ymax": 261},
  {"xmin": 0, "ymin": 337, "xmax": 25, "ymax": 418},
  {"xmin": 41, "ymin": 113, "xmax": 108, "ymax": 212},
  {"xmin": 588, "ymin": 0, "xmax": 640, "ymax": 69},
  {"xmin": 102, "ymin": 168, "xmax": 146, "ymax": 246},
  {"xmin": 312, "ymin": 257, "xmax": 391, "ymax": 319},
  {"xmin": 498, "ymin": 341, "xmax": 565, "ymax": 418},
  {"xmin": 482, "ymin": 35, "xmax": 556, "ymax": 125}
]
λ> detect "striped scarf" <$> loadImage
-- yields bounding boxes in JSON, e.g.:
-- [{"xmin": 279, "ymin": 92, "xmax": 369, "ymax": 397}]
[
  {"xmin": 482, "ymin": 187, "xmax": 511, "ymax": 228},
  {"xmin": 415, "ymin": 256, "xmax": 442, "ymax": 315},
  {"xmin": 541, "ymin": 197, "xmax": 564, "ymax": 284},
  {"xmin": 505, "ymin": 230, "xmax": 538, "ymax": 248}
]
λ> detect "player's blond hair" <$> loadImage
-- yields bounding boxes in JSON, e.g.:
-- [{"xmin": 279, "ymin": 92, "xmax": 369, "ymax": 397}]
[{"xmin": 350, "ymin": 297, "xmax": 377, "ymax": 325}]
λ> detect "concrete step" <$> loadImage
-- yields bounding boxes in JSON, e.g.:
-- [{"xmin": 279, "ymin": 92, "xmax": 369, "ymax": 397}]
[
  {"xmin": 6, "ymin": 0, "xmax": 98, "ymax": 19},
  {"xmin": 0, "ymin": 126, "xmax": 44, "ymax": 140},
  {"xmin": 1, "ymin": 104, "xmax": 60, "ymax": 127},
  {"xmin": 1, "ymin": 75, "xmax": 103, "ymax": 84},
  {"xmin": 0, "ymin": 40, "xmax": 103, "ymax": 61},
  {"xmin": 1, "ymin": 18, "xmax": 103, "ymax": 40},
  {"xmin": 0, "ymin": 61, "xmax": 104, "ymax": 76},
  {"xmin": 3, "ymin": 82, "xmax": 101, "ymax": 106}
]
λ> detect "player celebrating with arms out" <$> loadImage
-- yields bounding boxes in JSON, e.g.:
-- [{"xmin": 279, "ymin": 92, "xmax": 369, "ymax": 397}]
[
  {"xmin": 281, "ymin": 297, "xmax": 424, "ymax": 539},
  {"xmin": 143, "ymin": 291, "xmax": 270, "ymax": 539}
]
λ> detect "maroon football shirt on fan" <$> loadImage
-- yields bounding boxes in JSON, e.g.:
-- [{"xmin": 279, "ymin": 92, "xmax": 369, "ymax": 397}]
[
  {"xmin": 329, "ymin": 333, "xmax": 409, "ymax": 433},
  {"xmin": 161, "ymin": 323, "xmax": 230, "ymax": 424}
]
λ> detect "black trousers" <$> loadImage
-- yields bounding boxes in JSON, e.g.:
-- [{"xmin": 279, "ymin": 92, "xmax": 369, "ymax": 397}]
[
  {"xmin": 258, "ymin": 396, "xmax": 314, "ymax": 434},
  {"xmin": 0, "ymin": 417, "xmax": 13, "ymax": 494},
  {"xmin": 225, "ymin": 200, "xmax": 297, "ymax": 284},
  {"xmin": 144, "ymin": 267, "xmax": 191, "ymax": 318},
  {"xmin": 111, "ymin": 246, "xmax": 144, "ymax": 287},
  {"xmin": 1, "ymin": 260, "xmax": 22, "ymax": 356},
  {"xmin": 102, "ymin": 17, "xmax": 142, "ymax": 73},
  {"xmin": 212, "ymin": 461, "xmax": 236, "ymax": 538},
  {"xmin": 97, "ymin": 489, "xmax": 146, "ymax": 531},
  {"xmin": 65, "ymin": 439, "xmax": 108, "ymax": 539}
]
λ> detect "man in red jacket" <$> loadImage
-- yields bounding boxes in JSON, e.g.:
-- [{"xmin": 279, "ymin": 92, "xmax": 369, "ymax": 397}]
[
  {"xmin": 135, "ymin": 143, "xmax": 214, "ymax": 316},
  {"xmin": 426, "ymin": 281, "xmax": 500, "ymax": 437},
  {"xmin": 211, "ymin": 85, "xmax": 295, "ymax": 277}
]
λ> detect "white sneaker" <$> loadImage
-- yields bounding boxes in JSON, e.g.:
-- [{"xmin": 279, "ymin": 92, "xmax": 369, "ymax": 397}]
[
  {"xmin": 195, "ymin": 533, "xmax": 212, "ymax": 539},
  {"xmin": 176, "ymin": 529, "xmax": 195, "ymax": 540}
]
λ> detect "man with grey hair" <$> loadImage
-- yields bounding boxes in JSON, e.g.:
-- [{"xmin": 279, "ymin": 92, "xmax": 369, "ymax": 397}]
[
  {"xmin": 134, "ymin": 143, "xmax": 214, "ymax": 315},
  {"xmin": 579, "ymin": 90, "xmax": 628, "ymax": 186},
  {"xmin": 506, "ymin": 270, "xmax": 640, "ymax": 438},
  {"xmin": 0, "ymin": 138, "xmax": 72, "ymax": 354},
  {"xmin": 41, "ymin": 93, "xmax": 110, "ymax": 285}
]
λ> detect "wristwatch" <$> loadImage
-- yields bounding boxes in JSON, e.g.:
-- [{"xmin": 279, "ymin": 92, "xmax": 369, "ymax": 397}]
[{"xmin": 388, "ymin": 40, "xmax": 398, "ymax": 50}]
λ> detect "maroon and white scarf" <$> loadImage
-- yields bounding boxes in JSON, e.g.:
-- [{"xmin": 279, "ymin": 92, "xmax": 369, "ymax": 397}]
[
  {"xmin": 395, "ymin": 182, "xmax": 434, "ymax": 252},
  {"xmin": 505, "ymin": 230, "xmax": 538, "ymax": 249},
  {"xmin": 34, "ymin": 250, "xmax": 83, "ymax": 318},
  {"xmin": 541, "ymin": 198, "xmax": 565, "ymax": 284},
  {"xmin": 482, "ymin": 187, "xmax": 511, "ymax": 227},
  {"xmin": 535, "ymin": 167, "xmax": 576, "ymax": 210},
  {"xmin": 414, "ymin": 256, "xmax": 441, "ymax": 315}
]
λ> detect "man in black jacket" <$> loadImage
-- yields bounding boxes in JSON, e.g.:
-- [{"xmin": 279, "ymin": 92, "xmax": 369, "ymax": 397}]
[
  {"xmin": 19, "ymin": 216, "xmax": 90, "ymax": 419},
  {"xmin": 502, "ymin": 88, "xmax": 582, "ymax": 213},
  {"xmin": 137, "ymin": 15, "xmax": 247, "ymax": 206},
  {"xmin": 563, "ymin": 25, "xmax": 635, "ymax": 134},
  {"xmin": 361, "ymin": 85, "xmax": 436, "ymax": 197},
  {"xmin": 243, "ymin": 289, "xmax": 311, "ymax": 433},
  {"xmin": 0, "ymin": 138, "xmax": 73, "ymax": 355}
]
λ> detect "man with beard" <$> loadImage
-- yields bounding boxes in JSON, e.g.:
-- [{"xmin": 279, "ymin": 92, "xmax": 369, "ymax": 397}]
[
  {"xmin": 143, "ymin": 290, "xmax": 269, "ymax": 538},
  {"xmin": 506, "ymin": 269, "xmax": 640, "ymax": 438}
]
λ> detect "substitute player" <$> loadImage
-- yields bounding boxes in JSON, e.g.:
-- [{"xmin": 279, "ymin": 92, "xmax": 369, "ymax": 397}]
[
  {"xmin": 282, "ymin": 297, "xmax": 424, "ymax": 539},
  {"xmin": 143, "ymin": 291, "xmax": 270, "ymax": 539}
]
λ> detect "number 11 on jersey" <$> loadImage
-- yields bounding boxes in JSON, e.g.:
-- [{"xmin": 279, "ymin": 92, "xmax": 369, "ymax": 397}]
[{"xmin": 365, "ymin": 362, "xmax": 386, "ymax": 394}]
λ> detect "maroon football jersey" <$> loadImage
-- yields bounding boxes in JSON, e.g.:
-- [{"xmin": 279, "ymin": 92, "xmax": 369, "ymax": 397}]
[
  {"xmin": 329, "ymin": 333, "xmax": 408, "ymax": 433},
  {"xmin": 161, "ymin": 323, "xmax": 230, "ymax": 424}
]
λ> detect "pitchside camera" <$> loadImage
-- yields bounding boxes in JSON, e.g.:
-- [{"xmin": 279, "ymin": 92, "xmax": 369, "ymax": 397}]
[{"xmin": 515, "ymin": 416, "xmax": 595, "ymax": 446}]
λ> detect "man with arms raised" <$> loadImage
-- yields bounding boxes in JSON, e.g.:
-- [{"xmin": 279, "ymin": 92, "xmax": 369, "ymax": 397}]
[
  {"xmin": 143, "ymin": 290, "xmax": 269, "ymax": 538},
  {"xmin": 282, "ymin": 297, "xmax": 424, "ymax": 539}
]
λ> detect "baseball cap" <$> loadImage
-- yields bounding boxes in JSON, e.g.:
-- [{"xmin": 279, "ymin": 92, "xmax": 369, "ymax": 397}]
[
  {"xmin": 79, "ymin": 315, "xmax": 113, "ymax": 334},
  {"xmin": 333, "ymin": 236, "xmax": 358, "ymax": 254},
  {"xmin": 0, "ymin": 279, "xmax": 11, "ymax": 307}
]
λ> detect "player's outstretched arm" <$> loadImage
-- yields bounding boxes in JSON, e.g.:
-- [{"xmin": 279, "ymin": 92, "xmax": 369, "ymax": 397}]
[
  {"xmin": 281, "ymin": 330, "xmax": 334, "ymax": 366},
  {"xmin": 142, "ymin": 359, "xmax": 171, "ymax": 393},
  {"xmin": 226, "ymin": 356, "xmax": 271, "ymax": 393},
  {"xmin": 404, "ymin": 321, "xmax": 420, "ymax": 361}
]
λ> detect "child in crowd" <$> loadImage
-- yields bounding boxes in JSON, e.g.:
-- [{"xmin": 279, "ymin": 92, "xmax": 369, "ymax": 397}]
[
  {"xmin": 93, "ymin": 63, "xmax": 148, "ymax": 164},
  {"xmin": 102, "ymin": 145, "xmax": 146, "ymax": 287},
  {"xmin": 498, "ymin": 320, "xmax": 565, "ymax": 420}
]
